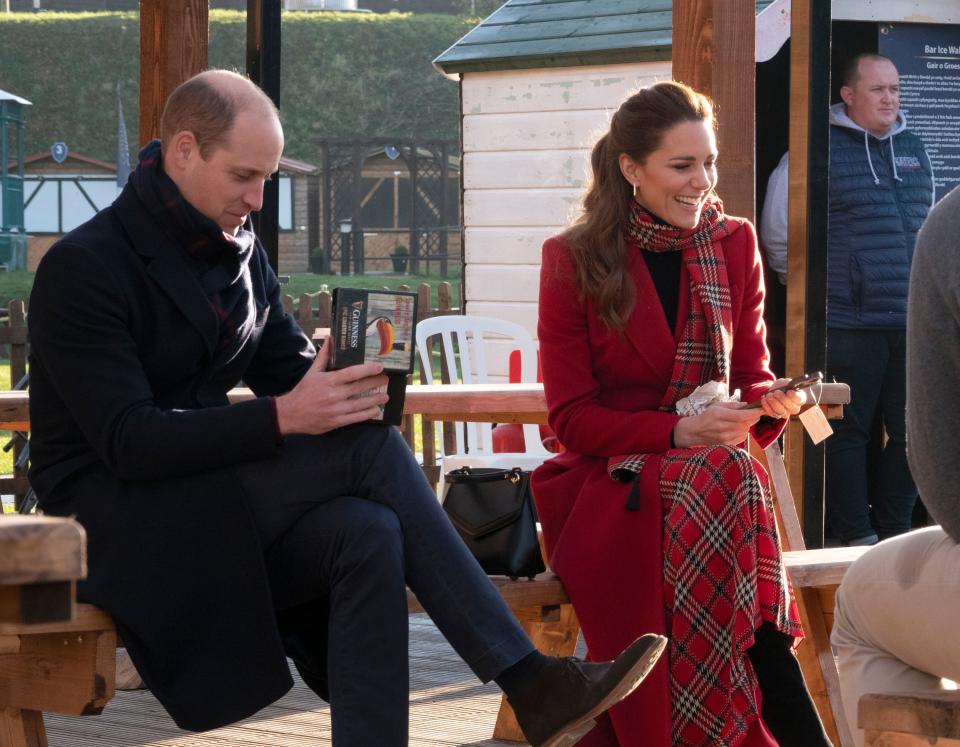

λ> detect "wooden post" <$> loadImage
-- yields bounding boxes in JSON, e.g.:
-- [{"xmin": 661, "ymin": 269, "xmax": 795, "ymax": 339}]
[
  {"xmin": 7, "ymin": 300, "xmax": 26, "ymax": 512},
  {"xmin": 439, "ymin": 141, "xmax": 450, "ymax": 277},
  {"xmin": 138, "ymin": 0, "xmax": 209, "ymax": 148},
  {"xmin": 672, "ymin": 0, "xmax": 756, "ymax": 222},
  {"xmin": 787, "ymin": 0, "xmax": 831, "ymax": 547},
  {"xmin": 246, "ymin": 0, "xmax": 282, "ymax": 272},
  {"xmin": 712, "ymin": 2, "xmax": 755, "ymax": 222},
  {"xmin": 409, "ymin": 147, "xmax": 420, "ymax": 275},
  {"xmin": 671, "ymin": 1, "xmax": 712, "ymax": 95},
  {"xmin": 322, "ymin": 142, "xmax": 333, "ymax": 274}
]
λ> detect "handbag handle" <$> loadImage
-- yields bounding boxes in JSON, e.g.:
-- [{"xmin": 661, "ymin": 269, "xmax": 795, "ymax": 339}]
[{"xmin": 444, "ymin": 467, "xmax": 524, "ymax": 485}]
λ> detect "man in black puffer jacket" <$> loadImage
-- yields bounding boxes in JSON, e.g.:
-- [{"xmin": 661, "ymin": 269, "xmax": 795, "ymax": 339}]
[{"xmin": 761, "ymin": 53, "xmax": 934, "ymax": 546}]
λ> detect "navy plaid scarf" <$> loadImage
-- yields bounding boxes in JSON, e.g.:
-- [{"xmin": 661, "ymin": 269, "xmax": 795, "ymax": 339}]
[{"xmin": 130, "ymin": 140, "xmax": 257, "ymax": 362}]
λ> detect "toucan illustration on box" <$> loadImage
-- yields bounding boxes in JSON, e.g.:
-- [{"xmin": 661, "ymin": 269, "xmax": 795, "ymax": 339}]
[{"xmin": 366, "ymin": 316, "xmax": 407, "ymax": 356}]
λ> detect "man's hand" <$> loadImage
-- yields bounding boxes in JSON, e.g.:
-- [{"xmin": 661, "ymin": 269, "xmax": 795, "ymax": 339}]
[
  {"xmin": 275, "ymin": 338, "xmax": 390, "ymax": 436},
  {"xmin": 672, "ymin": 402, "xmax": 764, "ymax": 448}
]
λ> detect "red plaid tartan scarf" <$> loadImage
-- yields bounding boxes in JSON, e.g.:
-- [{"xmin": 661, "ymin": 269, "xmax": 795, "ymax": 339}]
[
  {"xmin": 619, "ymin": 197, "xmax": 740, "ymax": 443},
  {"xmin": 608, "ymin": 200, "xmax": 801, "ymax": 746}
]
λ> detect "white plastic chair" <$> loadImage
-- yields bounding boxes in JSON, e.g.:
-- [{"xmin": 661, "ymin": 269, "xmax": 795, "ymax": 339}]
[{"xmin": 416, "ymin": 315, "xmax": 550, "ymax": 495}]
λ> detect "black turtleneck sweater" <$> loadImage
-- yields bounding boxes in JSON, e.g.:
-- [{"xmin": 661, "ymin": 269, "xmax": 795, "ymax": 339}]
[{"xmin": 641, "ymin": 250, "xmax": 681, "ymax": 334}]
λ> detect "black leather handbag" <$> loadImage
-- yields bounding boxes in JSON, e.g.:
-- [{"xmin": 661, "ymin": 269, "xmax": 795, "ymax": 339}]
[{"xmin": 441, "ymin": 466, "xmax": 546, "ymax": 580}]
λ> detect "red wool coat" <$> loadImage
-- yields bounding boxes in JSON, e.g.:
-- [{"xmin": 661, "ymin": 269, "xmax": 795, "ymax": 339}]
[{"xmin": 532, "ymin": 222, "xmax": 785, "ymax": 747}]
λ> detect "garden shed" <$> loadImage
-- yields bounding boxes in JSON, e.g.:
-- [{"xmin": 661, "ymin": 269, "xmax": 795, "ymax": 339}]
[
  {"xmin": 433, "ymin": 0, "xmax": 959, "ymax": 365},
  {"xmin": 14, "ymin": 151, "xmax": 316, "ymax": 274},
  {"xmin": 435, "ymin": 0, "xmax": 960, "ymax": 545},
  {"xmin": 433, "ymin": 0, "xmax": 771, "ymax": 377}
]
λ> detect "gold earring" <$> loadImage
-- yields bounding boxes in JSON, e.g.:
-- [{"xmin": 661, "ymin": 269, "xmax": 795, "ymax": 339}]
[{"xmin": 632, "ymin": 182, "xmax": 638, "ymax": 198}]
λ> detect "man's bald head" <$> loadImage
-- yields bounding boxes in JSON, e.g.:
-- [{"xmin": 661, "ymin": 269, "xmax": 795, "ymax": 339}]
[{"xmin": 160, "ymin": 69, "xmax": 279, "ymax": 159}]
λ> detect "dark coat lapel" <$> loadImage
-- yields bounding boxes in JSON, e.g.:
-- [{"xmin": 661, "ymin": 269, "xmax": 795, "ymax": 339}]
[{"xmin": 113, "ymin": 186, "xmax": 218, "ymax": 358}]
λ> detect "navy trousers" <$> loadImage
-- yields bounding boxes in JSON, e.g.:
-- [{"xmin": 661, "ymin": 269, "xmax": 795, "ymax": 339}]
[
  {"xmin": 825, "ymin": 328, "xmax": 918, "ymax": 542},
  {"xmin": 235, "ymin": 423, "xmax": 534, "ymax": 746}
]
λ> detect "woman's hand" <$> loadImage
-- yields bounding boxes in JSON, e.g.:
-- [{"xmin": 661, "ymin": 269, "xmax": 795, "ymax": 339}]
[
  {"xmin": 757, "ymin": 377, "xmax": 806, "ymax": 420},
  {"xmin": 673, "ymin": 402, "xmax": 764, "ymax": 448}
]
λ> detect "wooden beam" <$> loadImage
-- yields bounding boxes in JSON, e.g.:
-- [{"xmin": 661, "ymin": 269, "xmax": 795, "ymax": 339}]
[
  {"xmin": 0, "ymin": 582, "xmax": 73, "ymax": 627},
  {"xmin": 0, "ymin": 604, "xmax": 113, "ymax": 638},
  {"xmin": 713, "ymin": 1, "xmax": 755, "ymax": 222},
  {"xmin": 786, "ymin": 0, "xmax": 831, "ymax": 547},
  {"xmin": 247, "ymin": 0, "xmax": 282, "ymax": 272},
  {"xmin": 0, "ymin": 623, "xmax": 116, "ymax": 716},
  {"xmin": 672, "ymin": 1, "xmax": 712, "ymax": 94},
  {"xmin": 138, "ymin": 0, "xmax": 209, "ymax": 148},
  {"xmin": 0, "ymin": 517, "xmax": 85, "ymax": 589},
  {"xmin": 0, "ymin": 707, "xmax": 45, "ymax": 747},
  {"xmin": 860, "ymin": 692, "xmax": 960, "ymax": 741},
  {"xmin": 0, "ymin": 383, "xmax": 851, "ymax": 432},
  {"xmin": 672, "ymin": 1, "xmax": 756, "ymax": 221},
  {"xmin": 795, "ymin": 584, "xmax": 850, "ymax": 745}
]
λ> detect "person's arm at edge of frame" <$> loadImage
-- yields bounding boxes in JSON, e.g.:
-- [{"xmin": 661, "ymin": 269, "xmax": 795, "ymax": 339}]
[
  {"xmin": 759, "ymin": 152, "xmax": 789, "ymax": 286},
  {"xmin": 905, "ymin": 186, "xmax": 960, "ymax": 542}
]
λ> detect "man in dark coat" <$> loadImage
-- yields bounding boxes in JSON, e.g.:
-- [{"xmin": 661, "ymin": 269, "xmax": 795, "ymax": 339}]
[{"xmin": 26, "ymin": 69, "xmax": 665, "ymax": 747}]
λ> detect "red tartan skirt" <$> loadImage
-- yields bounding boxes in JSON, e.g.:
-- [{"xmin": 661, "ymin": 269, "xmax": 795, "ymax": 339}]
[
  {"xmin": 659, "ymin": 445, "xmax": 802, "ymax": 746},
  {"xmin": 542, "ymin": 445, "xmax": 802, "ymax": 747}
]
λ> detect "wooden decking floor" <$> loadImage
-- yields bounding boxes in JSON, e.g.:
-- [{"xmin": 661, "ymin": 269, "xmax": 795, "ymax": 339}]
[{"xmin": 44, "ymin": 614, "xmax": 522, "ymax": 747}]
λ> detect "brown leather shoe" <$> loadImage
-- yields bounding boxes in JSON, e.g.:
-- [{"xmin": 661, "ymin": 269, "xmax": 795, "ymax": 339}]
[{"xmin": 508, "ymin": 633, "xmax": 667, "ymax": 747}]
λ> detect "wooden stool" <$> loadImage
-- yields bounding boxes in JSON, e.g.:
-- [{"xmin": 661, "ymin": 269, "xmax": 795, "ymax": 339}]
[
  {"xmin": 0, "ymin": 516, "xmax": 116, "ymax": 747},
  {"xmin": 860, "ymin": 691, "xmax": 960, "ymax": 746}
]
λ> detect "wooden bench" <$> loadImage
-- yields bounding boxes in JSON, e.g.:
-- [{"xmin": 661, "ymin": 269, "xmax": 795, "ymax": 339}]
[
  {"xmin": 404, "ymin": 381, "xmax": 863, "ymax": 746},
  {"xmin": 0, "ymin": 382, "xmax": 861, "ymax": 746},
  {"xmin": 860, "ymin": 691, "xmax": 960, "ymax": 746},
  {"xmin": 0, "ymin": 515, "xmax": 115, "ymax": 747},
  {"xmin": 406, "ymin": 547, "xmax": 865, "ymax": 742}
]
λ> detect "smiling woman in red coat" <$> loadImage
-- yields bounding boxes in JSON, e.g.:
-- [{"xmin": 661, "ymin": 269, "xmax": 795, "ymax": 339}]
[{"xmin": 532, "ymin": 82, "xmax": 832, "ymax": 747}]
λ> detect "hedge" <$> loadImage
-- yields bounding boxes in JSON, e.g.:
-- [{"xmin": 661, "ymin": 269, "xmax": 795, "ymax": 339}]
[
  {"xmin": 10, "ymin": 0, "xmax": 501, "ymax": 13},
  {"xmin": 363, "ymin": 0, "xmax": 502, "ymax": 15},
  {"xmin": 0, "ymin": 10, "xmax": 475, "ymax": 164}
]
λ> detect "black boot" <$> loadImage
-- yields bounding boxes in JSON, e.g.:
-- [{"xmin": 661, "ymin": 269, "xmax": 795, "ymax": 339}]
[
  {"xmin": 507, "ymin": 633, "xmax": 667, "ymax": 747},
  {"xmin": 748, "ymin": 622, "xmax": 833, "ymax": 746}
]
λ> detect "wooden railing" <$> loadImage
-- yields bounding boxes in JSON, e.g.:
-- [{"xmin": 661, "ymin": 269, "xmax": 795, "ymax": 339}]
[
  {"xmin": 280, "ymin": 281, "xmax": 458, "ymax": 341},
  {"xmin": 0, "ymin": 300, "xmax": 28, "ymax": 507},
  {"xmin": 0, "ymin": 381, "xmax": 853, "ymax": 434}
]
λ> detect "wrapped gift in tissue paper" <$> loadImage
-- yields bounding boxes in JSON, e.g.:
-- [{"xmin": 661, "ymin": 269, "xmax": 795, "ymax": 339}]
[{"xmin": 675, "ymin": 381, "xmax": 742, "ymax": 416}]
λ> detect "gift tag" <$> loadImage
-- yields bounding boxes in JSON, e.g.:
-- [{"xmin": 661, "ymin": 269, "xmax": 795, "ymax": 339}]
[{"xmin": 798, "ymin": 406, "xmax": 833, "ymax": 444}]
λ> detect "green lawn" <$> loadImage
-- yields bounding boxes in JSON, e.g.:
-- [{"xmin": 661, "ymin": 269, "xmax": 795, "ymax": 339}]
[
  {"xmin": 280, "ymin": 270, "xmax": 461, "ymax": 309},
  {"xmin": 0, "ymin": 271, "xmax": 461, "ymax": 310},
  {"xmin": 0, "ymin": 272, "xmax": 36, "ymax": 309}
]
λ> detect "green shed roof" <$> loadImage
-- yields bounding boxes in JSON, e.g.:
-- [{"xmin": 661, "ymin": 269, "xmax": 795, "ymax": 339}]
[{"xmin": 434, "ymin": 0, "xmax": 775, "ymax": 75}]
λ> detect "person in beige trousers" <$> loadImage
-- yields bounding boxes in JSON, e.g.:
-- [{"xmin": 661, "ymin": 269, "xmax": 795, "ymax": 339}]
[{"xmin": 831, "ymin": 183, "xmax": 960, "ymax": 747}]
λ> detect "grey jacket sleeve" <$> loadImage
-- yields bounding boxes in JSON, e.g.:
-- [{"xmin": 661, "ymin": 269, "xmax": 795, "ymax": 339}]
[
  {"xmin": 906, "ymin": 185, "xmax": 960, "ymax": 542},
  {"xmin": 759, "ymin": 152, "xmax": 789, "ymax": 286}
]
